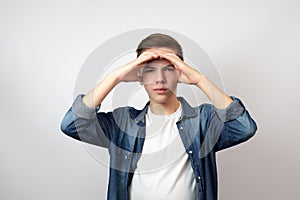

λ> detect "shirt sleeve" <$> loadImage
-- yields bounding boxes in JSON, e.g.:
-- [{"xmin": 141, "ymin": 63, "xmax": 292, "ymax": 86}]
[
  {"xmin": 203, "ymin": 97, "xmax": 257, "ymax": 152},
  {"xmin": 215, "ymin": 97, "xmax": 245, "ymax": 123},
  {"xmin": 60, "ymin": 94, "xmax": 112, "ymax": 148},
  {"xmin": 71, "ymin": 94, "xmax": 101, "ymax": 119}
]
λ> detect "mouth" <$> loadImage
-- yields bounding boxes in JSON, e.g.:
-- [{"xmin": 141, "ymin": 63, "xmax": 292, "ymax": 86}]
[{"xmin": 153, "ymin": 87, "xmax": 168, "ymax": 94}]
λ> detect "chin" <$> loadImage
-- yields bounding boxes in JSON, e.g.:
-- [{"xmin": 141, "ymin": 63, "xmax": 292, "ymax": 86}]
[{"xmin": 148, "ymin": 94, "xmax": 175, "ymax": 105}]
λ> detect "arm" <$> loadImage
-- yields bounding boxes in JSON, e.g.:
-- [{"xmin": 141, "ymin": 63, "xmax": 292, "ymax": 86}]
[
  {"xmin": 159, "ymin": 53, "xmax": 232, "ymax": 109},
  {"xmin": 159, "ymin": 53, "xmax": 257, "ymax": 150},
  {"xmin": 201, "ymin": 97, "xmax": 257, "ymax": 152},
  {"xmin": 60, "ymin": 95, "xmax": 113, "ymax": 147},
  {"xmin": 82, "ymin": 52, "xmax": 159, "ymax": 108},
  {"xmin": 61, "ymin": 52, "xmax": 159, "ymax": 145}
]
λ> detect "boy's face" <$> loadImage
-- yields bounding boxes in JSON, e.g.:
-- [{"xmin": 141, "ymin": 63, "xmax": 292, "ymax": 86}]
[{"xmin": 140, "ymin": 48, "xmax": 180, "ymax": 105}]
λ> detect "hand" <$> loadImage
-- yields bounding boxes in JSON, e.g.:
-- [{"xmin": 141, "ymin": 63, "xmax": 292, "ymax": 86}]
[
  {"xmin": 111, "ymin": 52, "xmax": 159, "ymax": 83},
  {"xmin": 159, "ymin": 53, "xmax": 201, "ymax": 85},
  {"xmin": 160, "ymin": 52, "xmax": 233, "ymax": 109}
]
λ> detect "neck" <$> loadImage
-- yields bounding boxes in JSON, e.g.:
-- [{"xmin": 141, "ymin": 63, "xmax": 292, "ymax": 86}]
[{"xmin": 149, "ymin": 97, "xmax": 180, "ymax": 115}]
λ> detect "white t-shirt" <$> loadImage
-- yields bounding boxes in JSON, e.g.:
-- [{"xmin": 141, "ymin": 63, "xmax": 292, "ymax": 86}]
[{"xmin": 129, "ymin": 104, "xmax": 197, "ymax": 200}]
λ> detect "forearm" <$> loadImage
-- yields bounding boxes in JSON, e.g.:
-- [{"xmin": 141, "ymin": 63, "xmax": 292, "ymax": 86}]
[
  {"xmin": 82, "ymin": 52, "xmax": 156, "ymax": 108},
  {"xmin": 82, "ymin": 72, "xmax": 119, "ymax": 108},
  {"xmin": 196, "ymin": 73, "xmax": 233, "ymax": 109}
]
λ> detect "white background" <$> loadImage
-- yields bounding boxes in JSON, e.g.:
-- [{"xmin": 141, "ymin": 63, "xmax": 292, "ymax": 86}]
[{"xmin": 1, "ymin": 0, "xmax": 299, "ymax": 199}]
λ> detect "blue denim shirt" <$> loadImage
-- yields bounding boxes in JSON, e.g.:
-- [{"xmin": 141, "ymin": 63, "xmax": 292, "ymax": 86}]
[{"xmin": 61, "ymin": 95, "xmax": 257, "ymax": 200}]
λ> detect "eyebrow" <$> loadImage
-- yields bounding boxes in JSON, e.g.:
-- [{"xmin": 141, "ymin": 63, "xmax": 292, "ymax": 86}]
[
  {"xmin": 142, "ymin": 64, "xmax": 174, "ymax": 71},
  {"xmin": 144, "ymin": 63, "xmax": 174, "ymax": 68},
  {"xmin": 164, "ymin": 64, "xmax": 175, "ymax": 68},
  {"xmin": 143, "ymin": 65, "xmax": 155, "ymax": 69}
]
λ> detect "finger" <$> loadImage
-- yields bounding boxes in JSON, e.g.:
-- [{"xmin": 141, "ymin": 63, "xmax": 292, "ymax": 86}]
[
  {"xmin": 135, "ymin": 54, "xmax": 158, "ymax": 67},
  {"xmin": 159, "ymin": 53, "xmax": 185, "ymax": 72},
  {"xmin": 139, "ymin": 52, "xmax": 159, "ymax": 60},
  {"xmin": 159, "ymin": 53, "xmax": 181, "ymax": 65},
  {"xmin": 135, "ymin": 52, "xmax": 159, "ymax": 69},
  {"xmin": 127, "ymin": 53, "xmax": 157, "ymax": 72},
  {"xmin": 159, "ymin": 52, "xmax": 179, "ymax": 59}
]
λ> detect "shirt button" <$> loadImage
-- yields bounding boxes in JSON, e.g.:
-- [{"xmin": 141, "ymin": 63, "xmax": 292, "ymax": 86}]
[
  {"xmin": 180, "ymin": 126, "xmax": 184, "ymax": 130},
  {"xmin": 198, "ymin": 176, "xmax": 201, "ymax": 180},
  {"xmin": 189, "ymin": 150, "xmax": 193, "ymax": 154},
  {"xmin": 124, "ymin": 155, "xmax": 128, "ymax": 159}
]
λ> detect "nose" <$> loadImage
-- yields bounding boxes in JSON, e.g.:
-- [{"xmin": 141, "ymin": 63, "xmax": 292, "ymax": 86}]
[{"xmin": 155, "ymin": 69, "xmax": 166, "ymax": 84}]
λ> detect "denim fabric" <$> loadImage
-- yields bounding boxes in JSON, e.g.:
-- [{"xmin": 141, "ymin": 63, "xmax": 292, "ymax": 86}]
[{"xmin": 61, "ymin": 95, "xmax": 257, "ymax": 200}]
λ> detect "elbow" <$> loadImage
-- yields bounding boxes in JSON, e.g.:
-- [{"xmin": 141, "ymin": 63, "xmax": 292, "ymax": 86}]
[
  {"xmin": 60, "ymin": 120, "xmax": 81, "ymax": 141},
  {"xmin": 234, "ymin": 110, "xmax": 258, "ymax": 142},
  {"xmin": 60, "ymin": 120, "xmax": 73, "ymax": 137},
  {"xmin": 243, "ymin": 118, "xmax": 258, "ymax": 141},
  {"xmin": 60, "ymin": 109, "xmax": 77, "ymax": 138},
  {"xmin": 60, "ymin": 121, "xmax": 70, "ymax": 135}
]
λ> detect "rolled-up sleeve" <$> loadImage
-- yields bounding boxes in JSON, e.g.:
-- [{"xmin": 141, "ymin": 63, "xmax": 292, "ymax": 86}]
[
  {"xmin": 71, "ymin": 94, "xmax": 101, "ymax": 119},
  {"xmin": 215, "ymin": 97, "xmax": 245, "ymax": 123},
  {"xmin": 60, "ymin": 94, "xmax": 111, "ymax": 148},
  {"xmin": 210, "ymin": 97, "xmax": 257, "ymax": 151}
]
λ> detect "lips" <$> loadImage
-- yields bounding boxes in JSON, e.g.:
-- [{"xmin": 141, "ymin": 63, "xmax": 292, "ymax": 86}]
[{"xmin": 154, "ymin": 87, "xmax": 167, "ymax": 94}]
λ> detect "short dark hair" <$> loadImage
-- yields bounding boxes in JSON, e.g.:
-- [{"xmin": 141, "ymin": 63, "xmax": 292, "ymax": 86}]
[{"xmin": 136, "ymin": 33, "xmax": 183, "ymax": 60}]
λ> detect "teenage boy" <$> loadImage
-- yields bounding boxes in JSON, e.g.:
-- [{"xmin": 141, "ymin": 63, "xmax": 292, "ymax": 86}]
[{"xmin": 61, "ymin": 33, "xmax": 257, "ymax": 200}]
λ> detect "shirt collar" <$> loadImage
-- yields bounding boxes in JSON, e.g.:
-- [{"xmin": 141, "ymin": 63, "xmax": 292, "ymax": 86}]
[{"xmin": 129, "ymin": 97, "xmax": 197, "ymax": 125}]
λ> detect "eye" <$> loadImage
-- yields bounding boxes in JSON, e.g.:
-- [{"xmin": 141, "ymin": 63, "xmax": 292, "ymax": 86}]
[
  {"xmin": 143, "ymin": 67, "xmax": 155, "ymax": 73},
  {"xmin": 165, "ymin": 67, "xmax": 175, "ymax": 72}
]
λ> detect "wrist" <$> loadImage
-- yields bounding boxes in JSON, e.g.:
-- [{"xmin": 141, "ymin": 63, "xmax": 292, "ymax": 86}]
[
  {"xmin": 107, "ymin": 71, "xmax": 122, "ymax": 84},
  {"xmin": 194, "ymin": 72, "xmax": 204, "ymax": 87}
]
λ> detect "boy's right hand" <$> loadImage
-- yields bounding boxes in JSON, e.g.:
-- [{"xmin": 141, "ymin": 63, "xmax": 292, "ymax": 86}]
[{"xmin": 111, "ymin": 52, "xmax": 159, "ymax": 83}]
